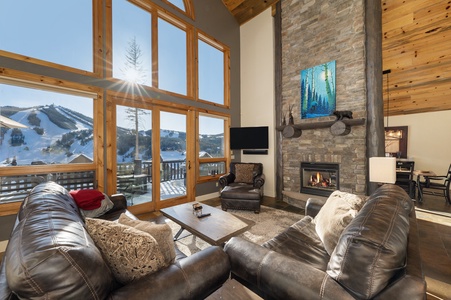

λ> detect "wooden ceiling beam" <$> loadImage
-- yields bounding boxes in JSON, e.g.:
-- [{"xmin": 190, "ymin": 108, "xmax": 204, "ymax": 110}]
[{"xmin": 224, "ymin": 0, "xmax": 280, "ymax": 24}]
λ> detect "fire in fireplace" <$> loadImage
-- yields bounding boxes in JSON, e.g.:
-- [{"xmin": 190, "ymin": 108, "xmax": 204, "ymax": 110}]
[{"xmin": 300, "ymin": 162, "xmax": 339, "ymax": 197}]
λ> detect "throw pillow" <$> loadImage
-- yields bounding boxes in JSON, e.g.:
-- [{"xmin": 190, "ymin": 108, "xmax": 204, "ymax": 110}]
[
  {"xmin": 85, "ymin": 218, "xmax": 165, "ymax": 284},
  {"xmin": 234, "ymin": 164, "xmax": 254, "ymax": 183},
  {"xmin": 314, "ymin": 190, "xmax": 365, "ymax": 255},
  {"xmin": 80, "ymin": 194, "xmax": 114, "ymax": 218},
  {"xmin": 327, "ymin": 184, "xmax": 413, "ymax": 299},
  {"xmin": 70, "ymin": 189, "xmax": 105, "ymax": 210},
  {"xmin": 118, "ymin": 213, "xmax": 176, "ymax": 265}
]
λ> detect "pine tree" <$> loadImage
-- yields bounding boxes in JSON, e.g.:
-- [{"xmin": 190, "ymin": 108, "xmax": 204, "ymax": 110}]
[{"xmin": 122, "ymin": 36, "xmax": 149, "ymax": 160}]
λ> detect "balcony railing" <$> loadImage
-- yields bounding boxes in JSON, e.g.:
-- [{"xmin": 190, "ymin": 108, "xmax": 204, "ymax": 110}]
[
  {"xmin": 0, "ymin": 171, "xmax": 96, "ymax": 203},
  {"xmin": 0, "ymin": 160, "xmax": 221, "ymax": 204}
]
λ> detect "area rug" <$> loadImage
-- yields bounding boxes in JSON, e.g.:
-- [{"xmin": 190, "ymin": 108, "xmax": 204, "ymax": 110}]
[{"xmin": 165, "ymin": 206, "xmax": 304, "ymax": 256}]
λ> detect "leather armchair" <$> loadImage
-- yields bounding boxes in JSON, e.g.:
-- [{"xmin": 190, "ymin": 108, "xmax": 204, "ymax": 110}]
[{"xmin": 219, "ymin": 162, "xmax": 265, "ymax": 213}]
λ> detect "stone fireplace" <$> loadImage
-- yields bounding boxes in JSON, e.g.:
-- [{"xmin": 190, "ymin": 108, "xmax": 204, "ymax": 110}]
[
  {"xmin": 300, "ymin": 162, "xmax": 339, "ymax": 197},
  {"xmin": 280, "ymin": 0, "xmax": 367, "ymax": 205}
]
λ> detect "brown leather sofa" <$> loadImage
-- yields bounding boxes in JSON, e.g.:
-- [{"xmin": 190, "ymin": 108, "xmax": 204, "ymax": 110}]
[
  {"xmin": 0, "ymin": 182, "xmax": 230, "ymax": 300},
  {"xmin": 224, "ymin": 184, "xmax": 427, "ymax": 300},
  {"xmin": 219, "ymin": 162, "xmax": 265, "ymax": 213}
]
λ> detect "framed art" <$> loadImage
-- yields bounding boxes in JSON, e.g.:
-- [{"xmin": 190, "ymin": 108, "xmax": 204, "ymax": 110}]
[{"xmin": 300, "ymin": 60, "xmax": 336, "ymax": 119}]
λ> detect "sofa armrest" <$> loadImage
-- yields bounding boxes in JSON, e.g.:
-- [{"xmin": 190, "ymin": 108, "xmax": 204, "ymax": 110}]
[
  {"xmin": 305, "ymin": 197, "xmax": 327, "ymax": 218},
  {"xmin": 109, "ymin": 246, "xmax": 230, "ymax": 300},
  {"xmin": 253, "ymin": 174, "xmax": 265, "ymax": 188},
  {"xmin": 108, "ymin": 193, "xmax": 127, "ymax": 212},
  {"xmin": 224, "ymin": 237, "xmax": 353, "ymax": 300},
  {"xmin": 219, "ymin": 173, "xmax": 235, "ymax": 189}
]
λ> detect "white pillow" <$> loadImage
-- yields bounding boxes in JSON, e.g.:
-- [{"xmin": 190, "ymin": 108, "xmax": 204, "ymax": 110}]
[
  {"xmin": 314, "ymin": 190, "xmax": 365, "ymax": 255},
  {"xmin": 80, "ymin": 194, "xmax": 114, "ymax": 218}
]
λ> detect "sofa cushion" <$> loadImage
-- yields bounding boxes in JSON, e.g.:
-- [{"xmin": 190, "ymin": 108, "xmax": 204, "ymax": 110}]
[
  {"xmin": 80, "ymin": 194, "xmax": 114, "ymax": 218},
  {"xmin": 327, "ymin": 184, "xmax": 413, "ymax": 299},
  {"xmin": 234, "ymin": 163, "xmax": 254, "ymax": 183},
  {"xmin": 118, "ymin": 213, "xmax": 176, "ymax": 265},
  {"xmin": 5, "ymin": 182, "xmax": 114, "ymax": 299},
  {"xmin": 263, "ymin": 216, "xmax": 330, "ymax": 271},
  {"xmin": 85, "ymin": 218, "xmax": 166, "ymax": 284},
  {"xmin": 314, "ymin": 190, "xmax": 365, "ymax": 255}
]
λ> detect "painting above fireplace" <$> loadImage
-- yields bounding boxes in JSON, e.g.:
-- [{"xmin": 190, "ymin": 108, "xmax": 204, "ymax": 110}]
[{"xmin": 300, "ymin": 162, "xmax": 339, "ymax": 197}]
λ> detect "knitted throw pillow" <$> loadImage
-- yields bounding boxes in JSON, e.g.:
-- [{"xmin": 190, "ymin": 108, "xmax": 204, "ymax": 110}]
[
  {"xmin": 85, "ymin": 218, "xmax": 165, "ymax": 284},
  {"xmin": 118, "ymin": 213, "xmax": 176, "ymax": 265},
  {"xmin": 234, "ymin": 164, "xmax": 254, "ymax": 183},
  {"xmin": 314, "ymin": 190, "xmax": 366, "ymax": 255}
]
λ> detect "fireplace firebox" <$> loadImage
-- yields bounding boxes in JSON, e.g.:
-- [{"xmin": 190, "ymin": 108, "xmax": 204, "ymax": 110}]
[{"xmin": 300, "ymin": 162, "xmax": 339, "ymax": 197}]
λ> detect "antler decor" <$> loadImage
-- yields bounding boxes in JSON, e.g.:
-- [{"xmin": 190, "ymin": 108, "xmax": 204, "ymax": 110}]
[{"xmin": 288, "ymin": 104, "xmax": 294, "ymax": 125}]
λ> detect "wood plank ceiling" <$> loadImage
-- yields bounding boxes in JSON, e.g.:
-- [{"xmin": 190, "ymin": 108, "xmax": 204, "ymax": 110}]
[
  {"xmin": 223, "ymin": 0, "xmax": 451, "ymax": 116},
  {"xmin": 382, "ymin": 0, "xmax": 451, "ymax": 116}
]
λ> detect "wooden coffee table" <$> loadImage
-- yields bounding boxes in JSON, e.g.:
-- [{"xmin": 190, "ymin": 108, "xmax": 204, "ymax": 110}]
[{"xmin": 160, "ymin": 202, "xmax": 251, "ymax": 246}]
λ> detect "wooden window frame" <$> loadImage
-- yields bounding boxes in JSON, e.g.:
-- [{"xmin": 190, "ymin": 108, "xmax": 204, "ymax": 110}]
[
  {"xmin": 197, "ymin": 31, "xmax": 231, "ymax": 108},
  {"xmin": 196, "ymin": 112, "xmax": 230, "ymax": 183},
  {"xmin": 0, "ymin": 0, "xmax": 102, "ymax": 78}
]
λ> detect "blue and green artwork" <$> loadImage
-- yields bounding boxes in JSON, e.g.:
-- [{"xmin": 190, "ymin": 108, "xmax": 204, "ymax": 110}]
[{"xmin": 300, "ymin": 60, "xmax": 336, "ymax": 119}]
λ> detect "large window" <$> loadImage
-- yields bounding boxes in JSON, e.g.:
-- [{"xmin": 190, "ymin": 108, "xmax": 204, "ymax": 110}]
[
  {"xmin": 158, "ymin": 17, "xmax": 187, "ymax": 95},
  {"xmin": 0, "ymin": 83, "xmax": 95, "ymax": 167},
  {"xmin": 0, "ymin": 0, "xmax": 93, "ymax": 72},
  {"xmin": 0, "ymin": 0, "xmax": 231, "ymax": 209},
  {"xmin": 198, "ymin": 38, "xmax": 225, "ymax": 105},
  {"xmin": 198, "ymin": 114, "xmax": 227, "ymax": 179},
  {"xmin": 112, "ymin": 0, "xmax": 152, "ymax": 84}
]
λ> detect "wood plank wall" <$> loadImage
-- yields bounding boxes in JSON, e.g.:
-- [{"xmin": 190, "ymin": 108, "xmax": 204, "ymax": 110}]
[{"xmin": 382, "ymin": 0, "xmax": 451, "ymax": 116}]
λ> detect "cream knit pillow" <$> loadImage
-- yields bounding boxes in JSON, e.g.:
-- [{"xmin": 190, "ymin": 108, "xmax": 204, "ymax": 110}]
[
  {"xmin": 314, "ymin": 190, "xmax": 365, "ymax": 255},
  {"xmin": 85, "ymin": 218, "xmax": 165, "ymax": 284},
  {"xmin": 118, "ymin": 213, "xmax": 176, "ymax": 265}
]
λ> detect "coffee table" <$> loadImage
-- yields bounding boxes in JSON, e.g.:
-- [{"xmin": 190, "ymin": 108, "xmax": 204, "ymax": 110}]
[{"xmin": 160, "ymin": 202, "xmax": 251, "ymax": 246}]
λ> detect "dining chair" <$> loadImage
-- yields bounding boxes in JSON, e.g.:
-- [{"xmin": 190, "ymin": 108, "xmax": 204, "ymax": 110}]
[{"xmin": 418, "ymin": 164, "xmax": 451, "ymax": 204}]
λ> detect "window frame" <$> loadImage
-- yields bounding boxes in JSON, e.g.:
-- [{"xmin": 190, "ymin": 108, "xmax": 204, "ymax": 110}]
[
  {"xmin": 0, "ymin": 0, "xmax": 103, "ymax": 77},
  {"xmin": 197, "ymin": 31, "xmax": 230, "ymax": 108},
  {"xmin": 0, "ymin": 68, "xmax": 104, "ymax": 189},
  {"xmin": 161, "ymin": 0, "xmax": 195, "ymax": 20},
  {"xmin": 196, "ymin": 112, "xmax": 230, "ymax": 183}
]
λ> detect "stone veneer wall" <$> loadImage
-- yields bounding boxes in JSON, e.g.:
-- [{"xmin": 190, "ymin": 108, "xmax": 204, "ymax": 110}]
[{"xmin": 281, "ymin": 0, "xmax": 367, "ymax": 196}]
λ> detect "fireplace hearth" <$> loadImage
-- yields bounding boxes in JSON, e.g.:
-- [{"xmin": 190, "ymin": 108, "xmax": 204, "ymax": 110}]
[{"xmin": 300, "ymin": 162, "xmax": 339, "ymax": 197}]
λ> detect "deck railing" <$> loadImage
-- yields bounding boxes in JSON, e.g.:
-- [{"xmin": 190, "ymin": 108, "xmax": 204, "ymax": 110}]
[{"xmin": 0, "ymin": 171, "xmax": 96, "ymax": 203}]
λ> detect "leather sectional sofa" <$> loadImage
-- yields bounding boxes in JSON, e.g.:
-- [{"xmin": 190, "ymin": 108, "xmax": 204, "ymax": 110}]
[
  {"xmin": 224, "ymin": 184, "xmax": 427, "ymax": 300},
  {"xmin": 0, "ymin": 182, "xmax": 230, "ymax": 299}
]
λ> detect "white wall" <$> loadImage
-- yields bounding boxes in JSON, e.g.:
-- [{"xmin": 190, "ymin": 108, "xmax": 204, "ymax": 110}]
[
  {"xmin": 389, "ymin": 110, "xmax": 451, "ymax": 175},
  {"xmin": 240, "ymin": 8, "xmax": 276, "ymax": 197}
]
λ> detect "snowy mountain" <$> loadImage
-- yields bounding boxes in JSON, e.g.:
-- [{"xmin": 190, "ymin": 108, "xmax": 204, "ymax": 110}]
[
  {"xmin": 0, "ymin": 105, "xmax": 94, "ymax": 166},
  {"xmin": 1, "ymin": 105, "xmax": 223, "ymax": 167}
]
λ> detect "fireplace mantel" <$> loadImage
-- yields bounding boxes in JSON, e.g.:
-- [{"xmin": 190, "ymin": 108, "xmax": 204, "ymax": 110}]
[{"xmin": 276, "ymin": 118, "xmax": 365, "ymax": 138}]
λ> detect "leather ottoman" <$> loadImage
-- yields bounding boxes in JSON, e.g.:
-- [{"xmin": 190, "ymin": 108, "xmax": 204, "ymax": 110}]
[{"xmin": 220, "ymin": 185, "xmax": 262, "ymax": 213}]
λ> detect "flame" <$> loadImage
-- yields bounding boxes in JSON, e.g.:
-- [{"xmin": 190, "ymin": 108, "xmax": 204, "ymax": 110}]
[{"xmin": 316, "ymin": 172, "xmax": 321, "ymax": 182}]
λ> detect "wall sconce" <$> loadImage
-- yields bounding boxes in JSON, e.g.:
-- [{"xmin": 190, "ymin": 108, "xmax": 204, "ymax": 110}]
[{"xmin": 369, "ymin": 157, "xmax": 396, "ymax": 184}]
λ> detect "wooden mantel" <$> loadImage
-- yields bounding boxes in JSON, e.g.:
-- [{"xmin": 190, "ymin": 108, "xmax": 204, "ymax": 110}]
[{"xmin": 276, "ymin": 118, "xmax": 366, "ymax": 138}]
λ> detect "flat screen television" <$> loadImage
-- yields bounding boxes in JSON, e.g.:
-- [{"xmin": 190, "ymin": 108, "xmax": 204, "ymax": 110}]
[{"xmin": 230, "ymin": 126, "xmax": 269, "ymax": 150}]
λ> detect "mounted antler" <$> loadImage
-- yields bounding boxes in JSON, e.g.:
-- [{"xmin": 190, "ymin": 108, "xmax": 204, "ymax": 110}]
[{"xmin": 288, "ymin": 104, "xmax": 294, "ymax": 125}]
